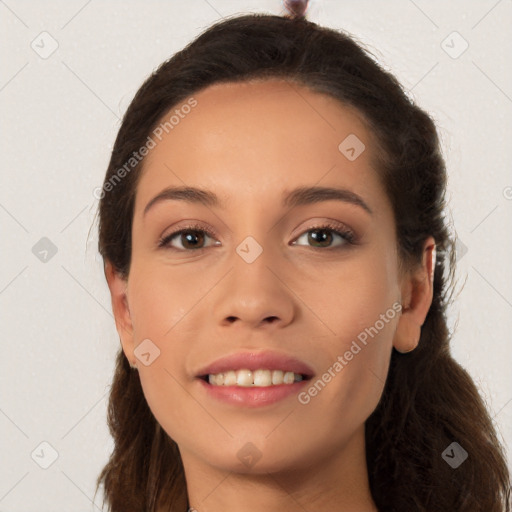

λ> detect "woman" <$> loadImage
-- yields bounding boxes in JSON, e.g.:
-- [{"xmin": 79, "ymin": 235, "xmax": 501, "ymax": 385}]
[{"xmin": 94, "ymin": 6, "xmax": 511, "ymax": 512}]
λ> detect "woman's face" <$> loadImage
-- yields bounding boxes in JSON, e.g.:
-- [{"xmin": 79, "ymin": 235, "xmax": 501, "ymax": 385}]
[{"xmin": 111, "ymin": 79, "xmax": 412, "ymax": 476}]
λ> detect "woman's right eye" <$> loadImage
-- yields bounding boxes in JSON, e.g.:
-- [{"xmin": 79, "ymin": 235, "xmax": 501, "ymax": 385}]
[{"xmin": 158, "ymin": 226, "xmax": 219, "ymax": 251}]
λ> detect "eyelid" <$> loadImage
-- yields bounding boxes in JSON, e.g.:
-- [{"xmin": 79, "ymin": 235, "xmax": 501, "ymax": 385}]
[
  {"xmin": 291, "ymin": 218, "xmax": 355, "ymax": 241},
  {"xmin": 157, "ymin": 221, "xmax": 219, "ymax": 250}
]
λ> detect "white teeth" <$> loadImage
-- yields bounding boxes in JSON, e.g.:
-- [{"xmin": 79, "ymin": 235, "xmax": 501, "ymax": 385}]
[
  {"xmin": 254, "ymin": 369, "xmax": 271, "ymax": 386},
  {"xmin": 237, "ymin": 369, "xmax": 253, "ymax": 387},
  {"xmin": 207, "ymin": 369, "xmax": 304, "ymax": 387},
  {"xmin": 223, "ymin": 370, "xmax": 237, "ymax": 386},
  {"xmin": 272, "ymin": 370, "xmax": 284, "ymax": 385}
]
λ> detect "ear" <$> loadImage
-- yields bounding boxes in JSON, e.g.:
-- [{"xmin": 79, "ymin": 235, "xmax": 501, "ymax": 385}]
[
  {"xmin": 393, "ymin": 236, "xmax": 436, "ymax": 353},
  {"xmin": 104, "ymin": 261, "xmax": 136, "ymax": 367}
]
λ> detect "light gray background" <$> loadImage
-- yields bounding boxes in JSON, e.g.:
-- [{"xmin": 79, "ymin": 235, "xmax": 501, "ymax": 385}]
[{"xmin": 1, "ymin": 1, "xmax": 511, "ymax": 510}]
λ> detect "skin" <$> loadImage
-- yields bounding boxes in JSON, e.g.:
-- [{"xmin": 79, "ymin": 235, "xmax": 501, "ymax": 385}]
[{"xmin": 105, "ymin": 79, "xmax": 435, "ymax": 512}]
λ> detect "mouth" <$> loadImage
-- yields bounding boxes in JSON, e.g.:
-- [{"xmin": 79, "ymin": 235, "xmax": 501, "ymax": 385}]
[
  {"xmin": 196, "ymin": 369, "xmax": 312, "ymax": 408},
  {"xmin": 194, "ymin": 349, "xmax": 315, "ymax": 391},
  {"xmin": 198, "ymin": 369, "xmax": 313, "ymax": 387}
]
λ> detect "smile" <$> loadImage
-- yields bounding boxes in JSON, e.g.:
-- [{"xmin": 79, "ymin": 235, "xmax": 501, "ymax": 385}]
[{"xmin": 201, "ymin": 369, "xmax": 310, "ymax": 387}]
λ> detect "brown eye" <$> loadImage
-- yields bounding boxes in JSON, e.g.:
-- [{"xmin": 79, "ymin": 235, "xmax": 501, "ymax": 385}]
[
  {"xmin": 158, "ymin": 224, "xmax": 220, "ymax": 251},
  {"xmin": 177, "ymin": 230, "xmax": 206, "ymax": 250},
  {"xmin": 307, "ymin": 228, "xmax": 334, "ymax": 247},
  {"xmin": 292, "ymin": 222, "xmax": 356, "ymax": 249}
]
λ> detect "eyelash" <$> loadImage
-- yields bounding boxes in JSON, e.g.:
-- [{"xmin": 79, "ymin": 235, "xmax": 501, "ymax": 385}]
[{"xmin": 157, "ymin": 221, "xmax": 357, "ymax": 252}]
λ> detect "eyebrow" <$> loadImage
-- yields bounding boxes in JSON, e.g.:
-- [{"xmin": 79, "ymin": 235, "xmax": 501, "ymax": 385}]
[{"xmin": 143, "ymin": 185, "xmax": 373, "ymax": 217}]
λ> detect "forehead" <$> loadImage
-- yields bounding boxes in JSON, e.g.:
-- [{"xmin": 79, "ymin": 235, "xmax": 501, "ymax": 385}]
[{"xmin": 134, "ymin": 79, "xmax": 387, "ymax": 216}]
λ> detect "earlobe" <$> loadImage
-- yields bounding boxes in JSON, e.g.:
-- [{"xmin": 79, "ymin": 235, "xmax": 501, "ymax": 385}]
[
  {"xmin": 393, "ymin": 237, "xmax": 436, "ymax": 354},
  {"xmin": 104, "ymin": 261, "xmax": 136, "ymax": 364}
]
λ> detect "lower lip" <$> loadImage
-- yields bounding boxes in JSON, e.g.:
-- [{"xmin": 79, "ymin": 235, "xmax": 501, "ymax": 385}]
[{"xmin": 197, "ymin": 378, "xmax": 310, "ymax": 407}]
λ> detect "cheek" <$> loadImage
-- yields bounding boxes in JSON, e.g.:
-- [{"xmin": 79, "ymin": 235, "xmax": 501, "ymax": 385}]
[
  {"xmin": 297, "ymin": 244, "xmax": 399, "ymax": 339},
  {"xmin": 127, "ymin": 262, "xmax": 195, "ymax": 338},
  {"xmin": 297, "ymin": 249, "xmax": 399, "ymax": 420},
  {"xmin": 126, "ymin": 266, "xmax": 196, "ymax": 440},
  {"xmin": 300, "ymin": 308, "xmax": 396, "ymax": 440}
]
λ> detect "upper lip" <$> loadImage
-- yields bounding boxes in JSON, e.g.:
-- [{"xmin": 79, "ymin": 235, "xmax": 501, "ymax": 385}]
[{"xmin": 195, "ymin": 350, "xmax": 315, "ymax": 378}]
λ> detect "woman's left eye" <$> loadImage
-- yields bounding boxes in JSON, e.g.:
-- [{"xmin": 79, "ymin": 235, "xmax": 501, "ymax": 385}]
[
  {"xmin": 291, "ymin": 223, "xmax": 356, "ymax": 249},
  {"xmin": 158, "ymin": 222, "xmax": 356, "ymax": 251}
]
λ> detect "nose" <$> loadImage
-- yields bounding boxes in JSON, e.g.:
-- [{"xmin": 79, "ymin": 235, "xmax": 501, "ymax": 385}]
[{"xmin": 213, "ymin": 243, "xmax": 296, "ymax": 330}]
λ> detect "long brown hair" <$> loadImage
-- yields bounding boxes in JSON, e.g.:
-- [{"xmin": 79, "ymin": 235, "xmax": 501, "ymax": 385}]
[{"xmin": 94, "ymin": 12, "xmax": 511, "ymax": 511}]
